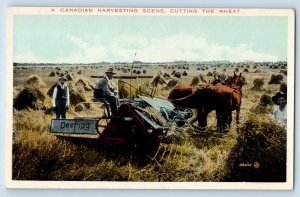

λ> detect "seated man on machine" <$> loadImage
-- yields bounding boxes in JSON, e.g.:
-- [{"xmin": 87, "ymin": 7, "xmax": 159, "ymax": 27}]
[{"xmin": 94, "ymin": 68, "xmax": 119, "ymax": 116}]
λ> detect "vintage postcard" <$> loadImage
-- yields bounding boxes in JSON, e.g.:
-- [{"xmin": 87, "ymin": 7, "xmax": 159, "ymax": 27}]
[{"xmin": 6, "ymin": 7, "xmax": 295, "ymax": 189}]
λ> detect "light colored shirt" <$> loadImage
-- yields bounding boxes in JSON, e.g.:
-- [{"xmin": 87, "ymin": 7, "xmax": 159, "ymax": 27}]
[
  {"xmin": 95, "ymin": 75, "xmax": 117, "ymax": 96},
  {"xmin": 52, "ymin": 85, "xmax": 70, "ymax": 107},
  {"xmin": 273, "ymin": 106, "xmax": 287, "ymax": 127}
]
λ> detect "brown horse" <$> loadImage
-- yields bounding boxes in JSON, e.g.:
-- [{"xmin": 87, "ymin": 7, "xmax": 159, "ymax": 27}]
[
  {"xmin": 224, "ymin": 73, "xmax": 243, "ymax": 124},
  {"xmin": 168, "ymin": 73, "xmax": 243, "ymax": 131},
  {"xmin": 168, "ymin": 83, "xmax": 234, "ymax": 131}
]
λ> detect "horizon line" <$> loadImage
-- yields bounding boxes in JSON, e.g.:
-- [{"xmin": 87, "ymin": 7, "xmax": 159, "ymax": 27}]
[{"xmin": 13, "ymin": 60, "xmax": 288, "ymax": 65}]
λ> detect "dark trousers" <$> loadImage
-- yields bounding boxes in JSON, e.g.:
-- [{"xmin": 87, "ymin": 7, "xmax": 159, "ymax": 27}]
[
  {"xmin": 55, "ymin": 100, "xmax": 67, "ymax": 119},
  {"xmin": 94, "ymin": 96, "xmax": 119, "ymax": 116},
  {"xmin": 94, "ymin": 89, "xmax": 119, "ymax": 115},
  {"xmin": 103, "ymin": 95, "xmax": 119, "ymax": 114}
]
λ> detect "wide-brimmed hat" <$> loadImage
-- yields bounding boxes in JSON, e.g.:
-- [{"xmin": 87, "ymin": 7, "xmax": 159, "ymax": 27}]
[
  {"xmin": 272, "ymin": 91, "xmax": 287, "ymax": 105},
  {"xmin": 105, "ymin": 68, "xmax": 116, "ymax": 74},
  {"xmin": 58, "ymin": 76, "xmax": 67, "ymax": 81}
]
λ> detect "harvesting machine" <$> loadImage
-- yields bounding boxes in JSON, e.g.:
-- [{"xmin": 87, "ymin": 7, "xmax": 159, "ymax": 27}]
[{"xmin": 49, "ymin": 77, "xmax": 192, "ymax": 151}]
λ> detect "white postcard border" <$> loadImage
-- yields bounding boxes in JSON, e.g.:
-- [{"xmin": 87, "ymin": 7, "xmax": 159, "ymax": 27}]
[{"xmin": 5, "ymin": 7, "xmax": 295, "ymax": 190}]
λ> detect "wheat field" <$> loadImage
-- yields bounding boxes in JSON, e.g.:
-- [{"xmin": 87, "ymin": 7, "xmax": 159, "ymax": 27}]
[{"xmin": 12, "ymin": 62, "xmax": 287, "ymax": 181}]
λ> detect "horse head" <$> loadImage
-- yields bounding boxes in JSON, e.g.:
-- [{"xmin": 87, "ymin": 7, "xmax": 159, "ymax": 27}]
[{"xmin": 225, "ymin": 73, "xmax": 243, "ymax": 90}]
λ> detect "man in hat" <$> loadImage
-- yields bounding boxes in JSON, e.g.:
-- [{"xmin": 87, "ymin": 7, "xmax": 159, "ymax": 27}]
[
  {"xmin": 94, "ymin": 68, "xmax": 119, "ymax": 115},
  {"xmin": 52, "ymin": 76, "xmax": 70, "ymax": 119},
  {"xmin": 272, "ymin": 91, "xmax": 287, "ymax": 126}
]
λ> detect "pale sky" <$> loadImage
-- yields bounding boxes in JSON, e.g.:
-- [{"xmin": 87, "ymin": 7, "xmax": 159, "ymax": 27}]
[{"xmin": 13, "ymin": 15, "xmax": 288, "ymax": 63}]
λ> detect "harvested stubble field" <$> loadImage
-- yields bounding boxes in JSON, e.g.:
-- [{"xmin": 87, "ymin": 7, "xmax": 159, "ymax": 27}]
[{"xmin": 12, "ymin": 62, "xmax": 287, "ymax": 181}]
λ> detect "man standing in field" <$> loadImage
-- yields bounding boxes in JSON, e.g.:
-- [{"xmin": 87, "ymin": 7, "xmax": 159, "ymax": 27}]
[
  {"xmin": 52, "ymin": 76, "xmax": 70, "ymax": 119},
  {"xmin": 94, "ymin": 68, "xmax": 119, "ymax": 116}
]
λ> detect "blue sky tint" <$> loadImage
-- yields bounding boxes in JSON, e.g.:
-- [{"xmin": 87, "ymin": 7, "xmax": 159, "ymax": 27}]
[{"xmin": 13, "ymin": 15, "xmax": 288, "ymax": 63}]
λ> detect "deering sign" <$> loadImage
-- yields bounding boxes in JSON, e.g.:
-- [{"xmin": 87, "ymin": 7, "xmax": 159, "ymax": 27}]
[{"xmin": 50, "ymin": 119, "xmax": 98, "ymax": 134}]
